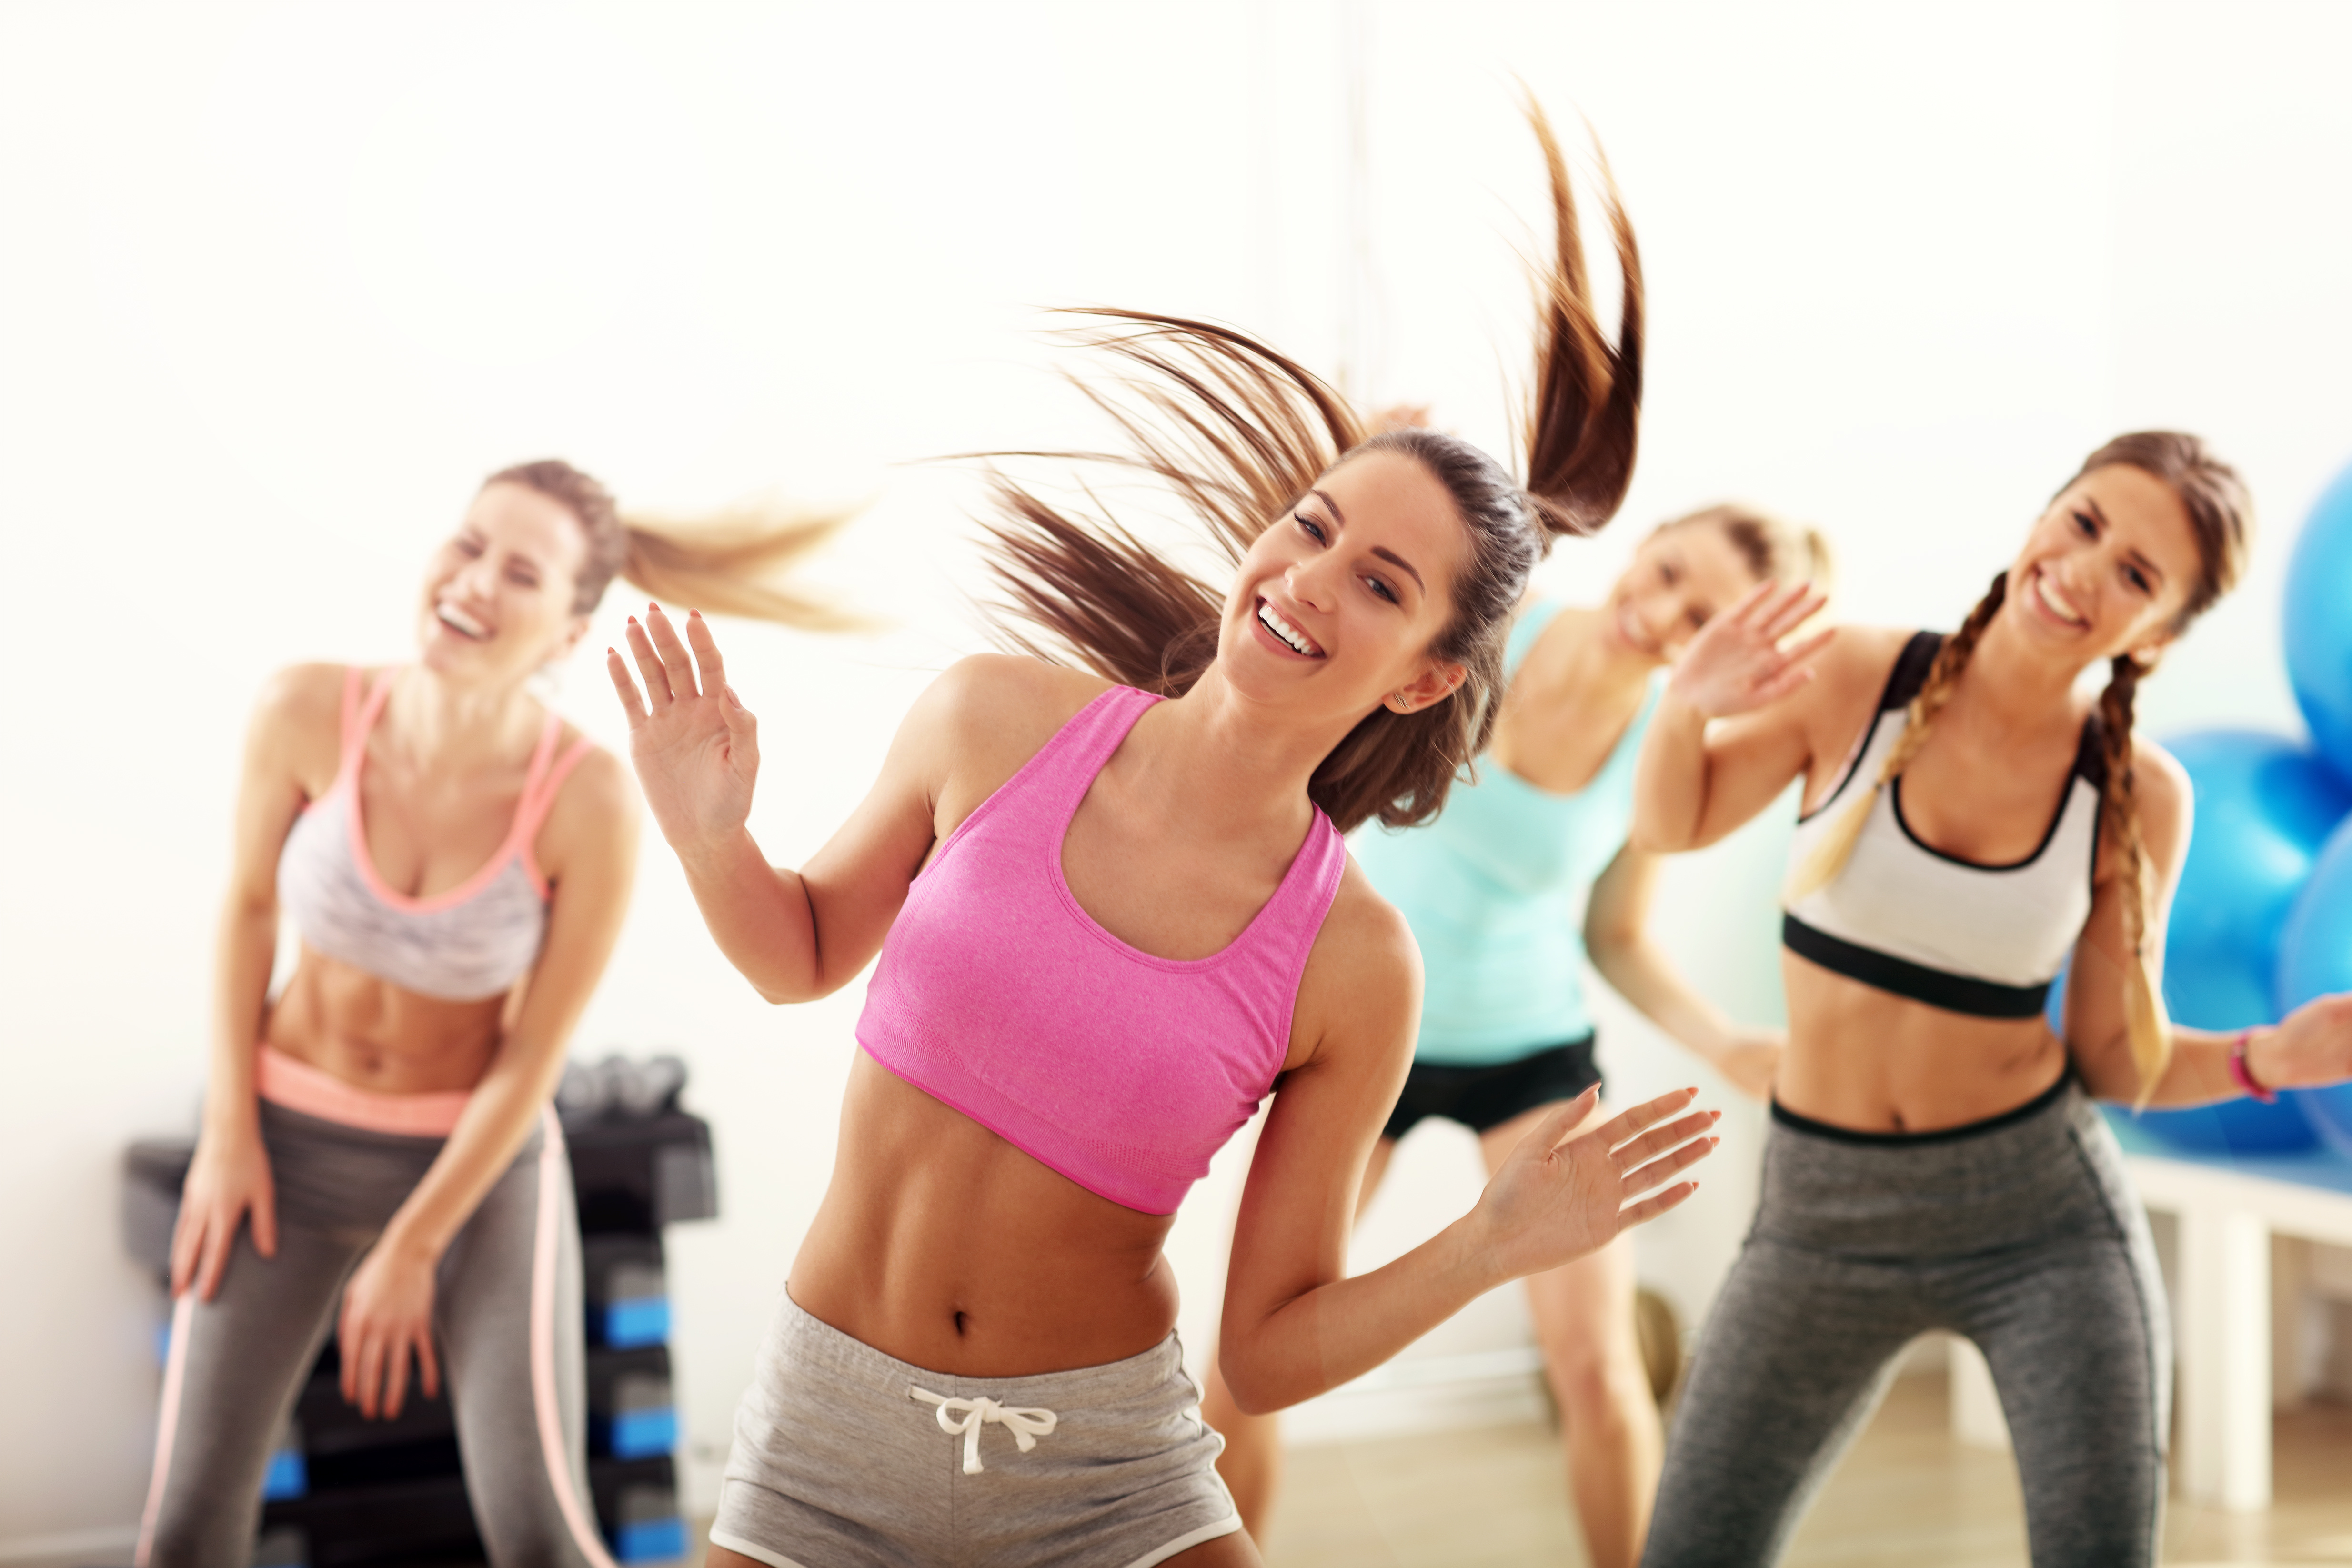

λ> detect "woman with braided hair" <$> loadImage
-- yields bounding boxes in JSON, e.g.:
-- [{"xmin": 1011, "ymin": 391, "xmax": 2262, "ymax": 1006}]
[
  {"xmin": 609, "ymin": 108, "xmax": 1718, "ymax": 1568},
  {"xmin": 1632, "ymin": 433, "xmax": 2352, "ymax": 1567}
]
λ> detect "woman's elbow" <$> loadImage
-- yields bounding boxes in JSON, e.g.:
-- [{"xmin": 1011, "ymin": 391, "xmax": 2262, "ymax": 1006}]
[
  {"xmin": 1627, "ymin": 819, "xmax": 1681, "ymax": 855},
  {"xmin": 1216, "ymin": 1359, "xmax": 1288, "ymax": 1418}
]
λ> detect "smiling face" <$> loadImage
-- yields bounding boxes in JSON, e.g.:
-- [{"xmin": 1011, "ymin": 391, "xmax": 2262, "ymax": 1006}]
[
  {"xmin": 1218, "ymin": 447, "xmax": 1473, "ymax": 721},
  {"xmin": 2005, "ymin": 464, "xmax": 2203, "ymax": 667},
  {"xmin": 416, "ymin": 482, "xmax": 593, "ymax": 683},
  {"xmin": 1604, "ymin": 521, "xmax": 1768, "ymax": 665}
]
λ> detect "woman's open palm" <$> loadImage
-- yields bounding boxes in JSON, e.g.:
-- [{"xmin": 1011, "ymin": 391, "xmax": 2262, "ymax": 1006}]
[
  {"xmin": 607, "ymin": 604, "xmax": 760, "ymax": 854},
  {"xmin": 1671, "ymin": 579, "xmax": 1833, "ymax": 719},
  {"xmin": 1473, "ymin": 1086, "xmax": 1719, "ymax": 1284}
]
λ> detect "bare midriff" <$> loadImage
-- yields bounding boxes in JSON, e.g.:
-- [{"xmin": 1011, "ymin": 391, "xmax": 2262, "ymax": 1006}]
[
  {"xmin": 1778, "ymin": 951, "xmax": 2069, "ymax": 1135},
  {"xmin": 787, "ymin": 1051, "xmax": 1183, "ymax": 1377},
  {"xmin": 262, "ymin": 945, "xmax": 508, "ymax": 1095}
]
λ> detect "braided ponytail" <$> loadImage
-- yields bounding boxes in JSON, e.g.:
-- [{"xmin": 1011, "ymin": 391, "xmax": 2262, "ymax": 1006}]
[
  {"xmin": 2093, "ymin": 654, "xmax": 2171, "ymax": 1103},
  {"xmin": 1784, "ymin": 571, "xmax": 2008, "ymax": 901}
]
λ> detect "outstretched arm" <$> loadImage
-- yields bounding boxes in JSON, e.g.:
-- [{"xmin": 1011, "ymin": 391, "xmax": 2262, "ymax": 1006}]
[
  {"xmin": 1584, "ymin": 843, "xmax": 1780, "ymax": 1099},
  {"xmin": 606, "ymin": 603, "xmax": 948, "ymax": 1002},
  {"xmin": 1215, "ymin": 874, "xmax": 1719, "ymax": 1415},
  {"xmin": 1632, "ymin": 581, "xmax": 1831, "ymax": 852},
  {"xmin": 2069, "ymin": 741, "xmax": 2352, "ymax": 1104}
]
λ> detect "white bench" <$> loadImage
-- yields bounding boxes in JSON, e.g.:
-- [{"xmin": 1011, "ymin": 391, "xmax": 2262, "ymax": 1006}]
[{"xmin": 1949, "ymin": 1145, "xmax": 2352, "ymax": 1511}]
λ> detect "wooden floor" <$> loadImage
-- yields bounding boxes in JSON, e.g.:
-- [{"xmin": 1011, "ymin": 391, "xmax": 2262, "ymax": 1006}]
[{"xmin": 1257, "ymin": 1376, "xmax": 2352, "ymax": 1568}]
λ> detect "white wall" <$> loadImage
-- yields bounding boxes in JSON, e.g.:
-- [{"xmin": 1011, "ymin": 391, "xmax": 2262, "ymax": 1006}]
[{"xmin": 2, "ymin": 0, "xmax": 2345, "ymax": 1548}]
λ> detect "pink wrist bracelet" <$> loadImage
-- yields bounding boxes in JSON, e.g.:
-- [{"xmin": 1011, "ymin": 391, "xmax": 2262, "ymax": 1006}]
[{"xmin": 2228, "ymin": 1031, "xmax": 2277, "ymax": 1104}]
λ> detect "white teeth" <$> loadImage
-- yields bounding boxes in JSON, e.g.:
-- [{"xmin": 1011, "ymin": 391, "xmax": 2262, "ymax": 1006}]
[
  {"xmin": 1257, "ymin": 600, "xmax": 1322, "ymax": 657},
  {"xmin": 438, "ymin": 604, "xmax": 490, "ymax": 639},
  {"xmin": 2032, "ymin": 571, "xmax": 2086, "ymax": 628}
]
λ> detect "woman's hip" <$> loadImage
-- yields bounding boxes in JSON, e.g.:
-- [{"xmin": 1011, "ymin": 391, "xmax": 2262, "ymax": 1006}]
[{"xmin": 716, "ymin": 1289, "xmax": 1237, "ymax": 1568}]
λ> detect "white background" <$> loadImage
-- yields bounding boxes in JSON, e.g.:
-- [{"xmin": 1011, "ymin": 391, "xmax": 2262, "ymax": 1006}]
[{"xmin": 2, "ymin": 0, "xmax": 2346, "ymax": 1549}]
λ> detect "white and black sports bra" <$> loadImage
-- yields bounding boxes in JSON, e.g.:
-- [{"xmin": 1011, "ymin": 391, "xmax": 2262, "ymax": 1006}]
[{"xmin": 1782, "ymin": 632, "xmax": 2106, "ymax": 1019}]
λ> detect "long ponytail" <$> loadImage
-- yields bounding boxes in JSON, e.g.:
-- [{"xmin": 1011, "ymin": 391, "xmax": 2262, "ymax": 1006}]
[
  {"xmin": 2091, "ymin": 652, "xmax": 2173, "ymax": 1103},
  {"xmin": 487, "ymin": 460, "xmax": 861, "ymax": 631},
  {"xmin": 978, "ymin": 102, "xmax": 1643, "ymax": 833}
]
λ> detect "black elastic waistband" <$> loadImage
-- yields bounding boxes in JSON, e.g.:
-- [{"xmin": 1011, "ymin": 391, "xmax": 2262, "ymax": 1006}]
[
  {"xmin": 1770, "ymin": 1070, "xmax": 2073, "ymax": 1147},
  {"xmin": 1782, "ymin": 913, "xmax": 2051, "ymax": 1020}
]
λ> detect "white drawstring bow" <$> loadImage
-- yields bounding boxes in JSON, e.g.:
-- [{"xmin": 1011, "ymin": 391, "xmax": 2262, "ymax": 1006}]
[{"xmin": 907, "ymin": 1385, "xmax": 1059, "ymax": 1475}]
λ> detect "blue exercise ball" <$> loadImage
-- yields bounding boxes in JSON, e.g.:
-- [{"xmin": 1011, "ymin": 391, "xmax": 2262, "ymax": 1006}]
[
  {"xmin": 2284, "ymin": 460, "xmax": 2352, "ymax": 785},
  {"xmin": 2051, "ymin": 958, "xmax": 2318, "ymax": 1157},
  {"xmin": 2280, "ymin": 818, "xmax": 2352, "ymax": 1158},
  {"xmin": 2161, "ymin": 731, "xmax": 2351, "ymax": 982},
  {"xmin": 2102, "ymin": 730, "xmax": 2348, "ymax": 1154}
]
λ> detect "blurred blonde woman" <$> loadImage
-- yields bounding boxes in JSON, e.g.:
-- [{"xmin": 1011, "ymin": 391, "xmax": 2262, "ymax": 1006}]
[
  {"xmin": 1204, "ymin": 498, "xmax": 1828, "ymax": 1568},
  {"xmin": 142, "ymin": 462, "xmax": 845, "ymax": 1568}
]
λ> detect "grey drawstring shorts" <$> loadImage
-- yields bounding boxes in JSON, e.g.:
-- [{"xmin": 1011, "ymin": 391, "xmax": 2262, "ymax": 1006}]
[{"xmin": 712, "ymin": 1291, "xmax": 1241, "ymax": 1568}]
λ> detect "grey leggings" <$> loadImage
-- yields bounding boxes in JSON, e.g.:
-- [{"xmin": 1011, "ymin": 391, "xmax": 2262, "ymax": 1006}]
[
  {"xmin": 1643, "ymin": 1077, "xmax": 2170, "ymax": 1568},
  {"xmin": 136, "ymin": 1101, "xmax": 615, "ymax": 1568}
]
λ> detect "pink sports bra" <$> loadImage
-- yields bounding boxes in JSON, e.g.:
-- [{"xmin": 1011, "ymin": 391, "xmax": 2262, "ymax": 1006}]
[
  {"xmin": 857, "ymin": 685, "xmax": 1348, "ymax": 1215},
  {"xmin": 276, "ymin": 667, "xmax": 595, "ymax": 1003}
]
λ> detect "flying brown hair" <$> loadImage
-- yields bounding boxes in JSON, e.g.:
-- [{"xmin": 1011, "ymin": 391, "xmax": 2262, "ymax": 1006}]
[
  {"xmin": 978, "ymin": 101, "xmax": 1643, "ymax": 834},
  {"xmin": 487, "ymin": 459, "xmax": 861, "ymax": 631}
]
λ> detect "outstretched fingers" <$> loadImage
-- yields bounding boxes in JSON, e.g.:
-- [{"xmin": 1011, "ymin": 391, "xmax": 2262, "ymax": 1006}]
[
  {"xmin": 1721, "ymin": 577, "xmax": 1779, "ymax": 631},
  {"xmin": 683, "ymin": 609, "xmax": 728, "ymax": 694},
  {"xmin": 1759, "ymin": 583, "xmax": 1829, "ymax": 642},
  {"xmin": 1528, "ymin": 1086, "xmax": 1601, "ymax": 1154},
  {"xmin": 643, "ymin": 603, "xmax": 702, "ymax": 703},
  {"xmin": 623, "ymin": 615, "xmax": 673, "ymax": 708},
  {"xmin": 1591, "ymin": 1086, "xmax": 1699, "ymax": 1149},
  {"xmin": 1618, "ymin": 1180, "xmax": 1701, "ymax": 1229},
  {"xmin": 606, "ymin": 647, "xmax": 650, "ymax": 728},
  {"xmin": 1607, "ymin": 1109, "xmax": 1719, "ymax": 1173},
  {"xmin": 1756, "ymin": 627, "xmax": 1836, "ymax": 702},
  {"xmin": 1619, "ymin": 1130, "xmax": 1719, "ymax": 1197}
]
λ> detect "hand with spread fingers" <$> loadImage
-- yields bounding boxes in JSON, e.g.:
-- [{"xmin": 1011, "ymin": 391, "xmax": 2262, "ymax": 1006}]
[
  {"xmin": 336, "ymin": 1233, "xmax": 442, "ymax": 1421},
  {"xmin": 1468, "ymin": 1086, "xmax": 1720, "ymax": 1285},
  {"xmin": 1669, "ymin": 578, "xmax": 1834, "ymax": 719},
  {"xmin": 169, "ymin": 1124, "xmax": 278, "ymax": 1303},
  {"xmin": 607, "ymin": 603, "xmax": 761, "ymax": 858},
  {"xmin": 2250, "ymin": 992, "xmax": 2352, "ymax": 1092}
]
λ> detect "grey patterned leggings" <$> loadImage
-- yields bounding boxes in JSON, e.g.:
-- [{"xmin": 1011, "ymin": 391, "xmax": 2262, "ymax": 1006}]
[
  {"xmin": 1642, "ymin": 1077, "xmax": 2170, "ymax": 1568},
  {"xmin": 136, "ymin": 1100, "xmax": 614, "ymax": 1568}
]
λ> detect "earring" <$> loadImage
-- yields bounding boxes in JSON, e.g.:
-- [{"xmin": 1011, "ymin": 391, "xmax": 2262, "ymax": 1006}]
[{"xmin": 1391, "ymin": 695, "xmax": 1414, "ymax": 714}]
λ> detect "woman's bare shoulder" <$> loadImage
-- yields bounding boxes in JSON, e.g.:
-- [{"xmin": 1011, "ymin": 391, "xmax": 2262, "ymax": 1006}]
[
  {"xmin": 1290, "ymin": 854, "xmax": 1421, "ymax": 1072},
  {"xmin": 920, "ymin": 653, "xmax": 1117, "ymax": 775}
]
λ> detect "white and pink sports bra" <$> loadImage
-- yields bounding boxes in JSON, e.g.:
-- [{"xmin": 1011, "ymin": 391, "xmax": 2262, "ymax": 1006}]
[
  {"xmin": 276, "ymin": 667, "xmax": 593, "ymax": 1003},
  {"xmin": 1782, "ymin": 632, "xmax": 2107, "ymax": 1019}
]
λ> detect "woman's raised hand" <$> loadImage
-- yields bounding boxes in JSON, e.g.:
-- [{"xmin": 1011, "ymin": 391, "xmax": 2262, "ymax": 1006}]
[
  {"xmin": 1470, "ymin": 1087, "xmax": 1719, "ymax": 1284},
  {"xmin": 1670, "ymin": 579, "xmax": 1833, "ymax": 719},
  {"xmin": 607, "ymin": 604, "xmax": 760, "ymax": 856}
]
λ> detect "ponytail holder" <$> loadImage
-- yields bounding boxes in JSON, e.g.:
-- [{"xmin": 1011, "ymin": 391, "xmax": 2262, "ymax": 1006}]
[{"xmin": 2227, "ymin": 1030, "xmax": 2276, "ymax": 1104}]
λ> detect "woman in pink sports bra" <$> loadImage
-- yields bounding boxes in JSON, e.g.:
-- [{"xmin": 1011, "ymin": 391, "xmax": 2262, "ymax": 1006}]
[
  {"xmin": 612, "ymin": 111, "xmax": 1720, "ymax": 1568},
  {"xmin": 143, "ymin": 462, "xmax": 845, "ymax": 1568}
]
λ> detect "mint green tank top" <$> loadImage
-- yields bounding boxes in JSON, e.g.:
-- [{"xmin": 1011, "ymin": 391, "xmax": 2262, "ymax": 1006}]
[{"xmin": 1352, "ymin": 600, "xmax": 1659, "ymax": 1065}]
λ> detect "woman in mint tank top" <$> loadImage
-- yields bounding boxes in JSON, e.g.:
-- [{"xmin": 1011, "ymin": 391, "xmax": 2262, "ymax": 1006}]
[{"xmin": 1205, "ymin": 501, "xmax": 1828, "ymax": 1568}]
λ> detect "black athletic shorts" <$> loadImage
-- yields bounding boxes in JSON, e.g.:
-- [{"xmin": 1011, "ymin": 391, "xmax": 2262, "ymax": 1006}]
[{"xmin": 1381, "ymin": 1034, "xmax": 1603, "ymax": 1141}]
